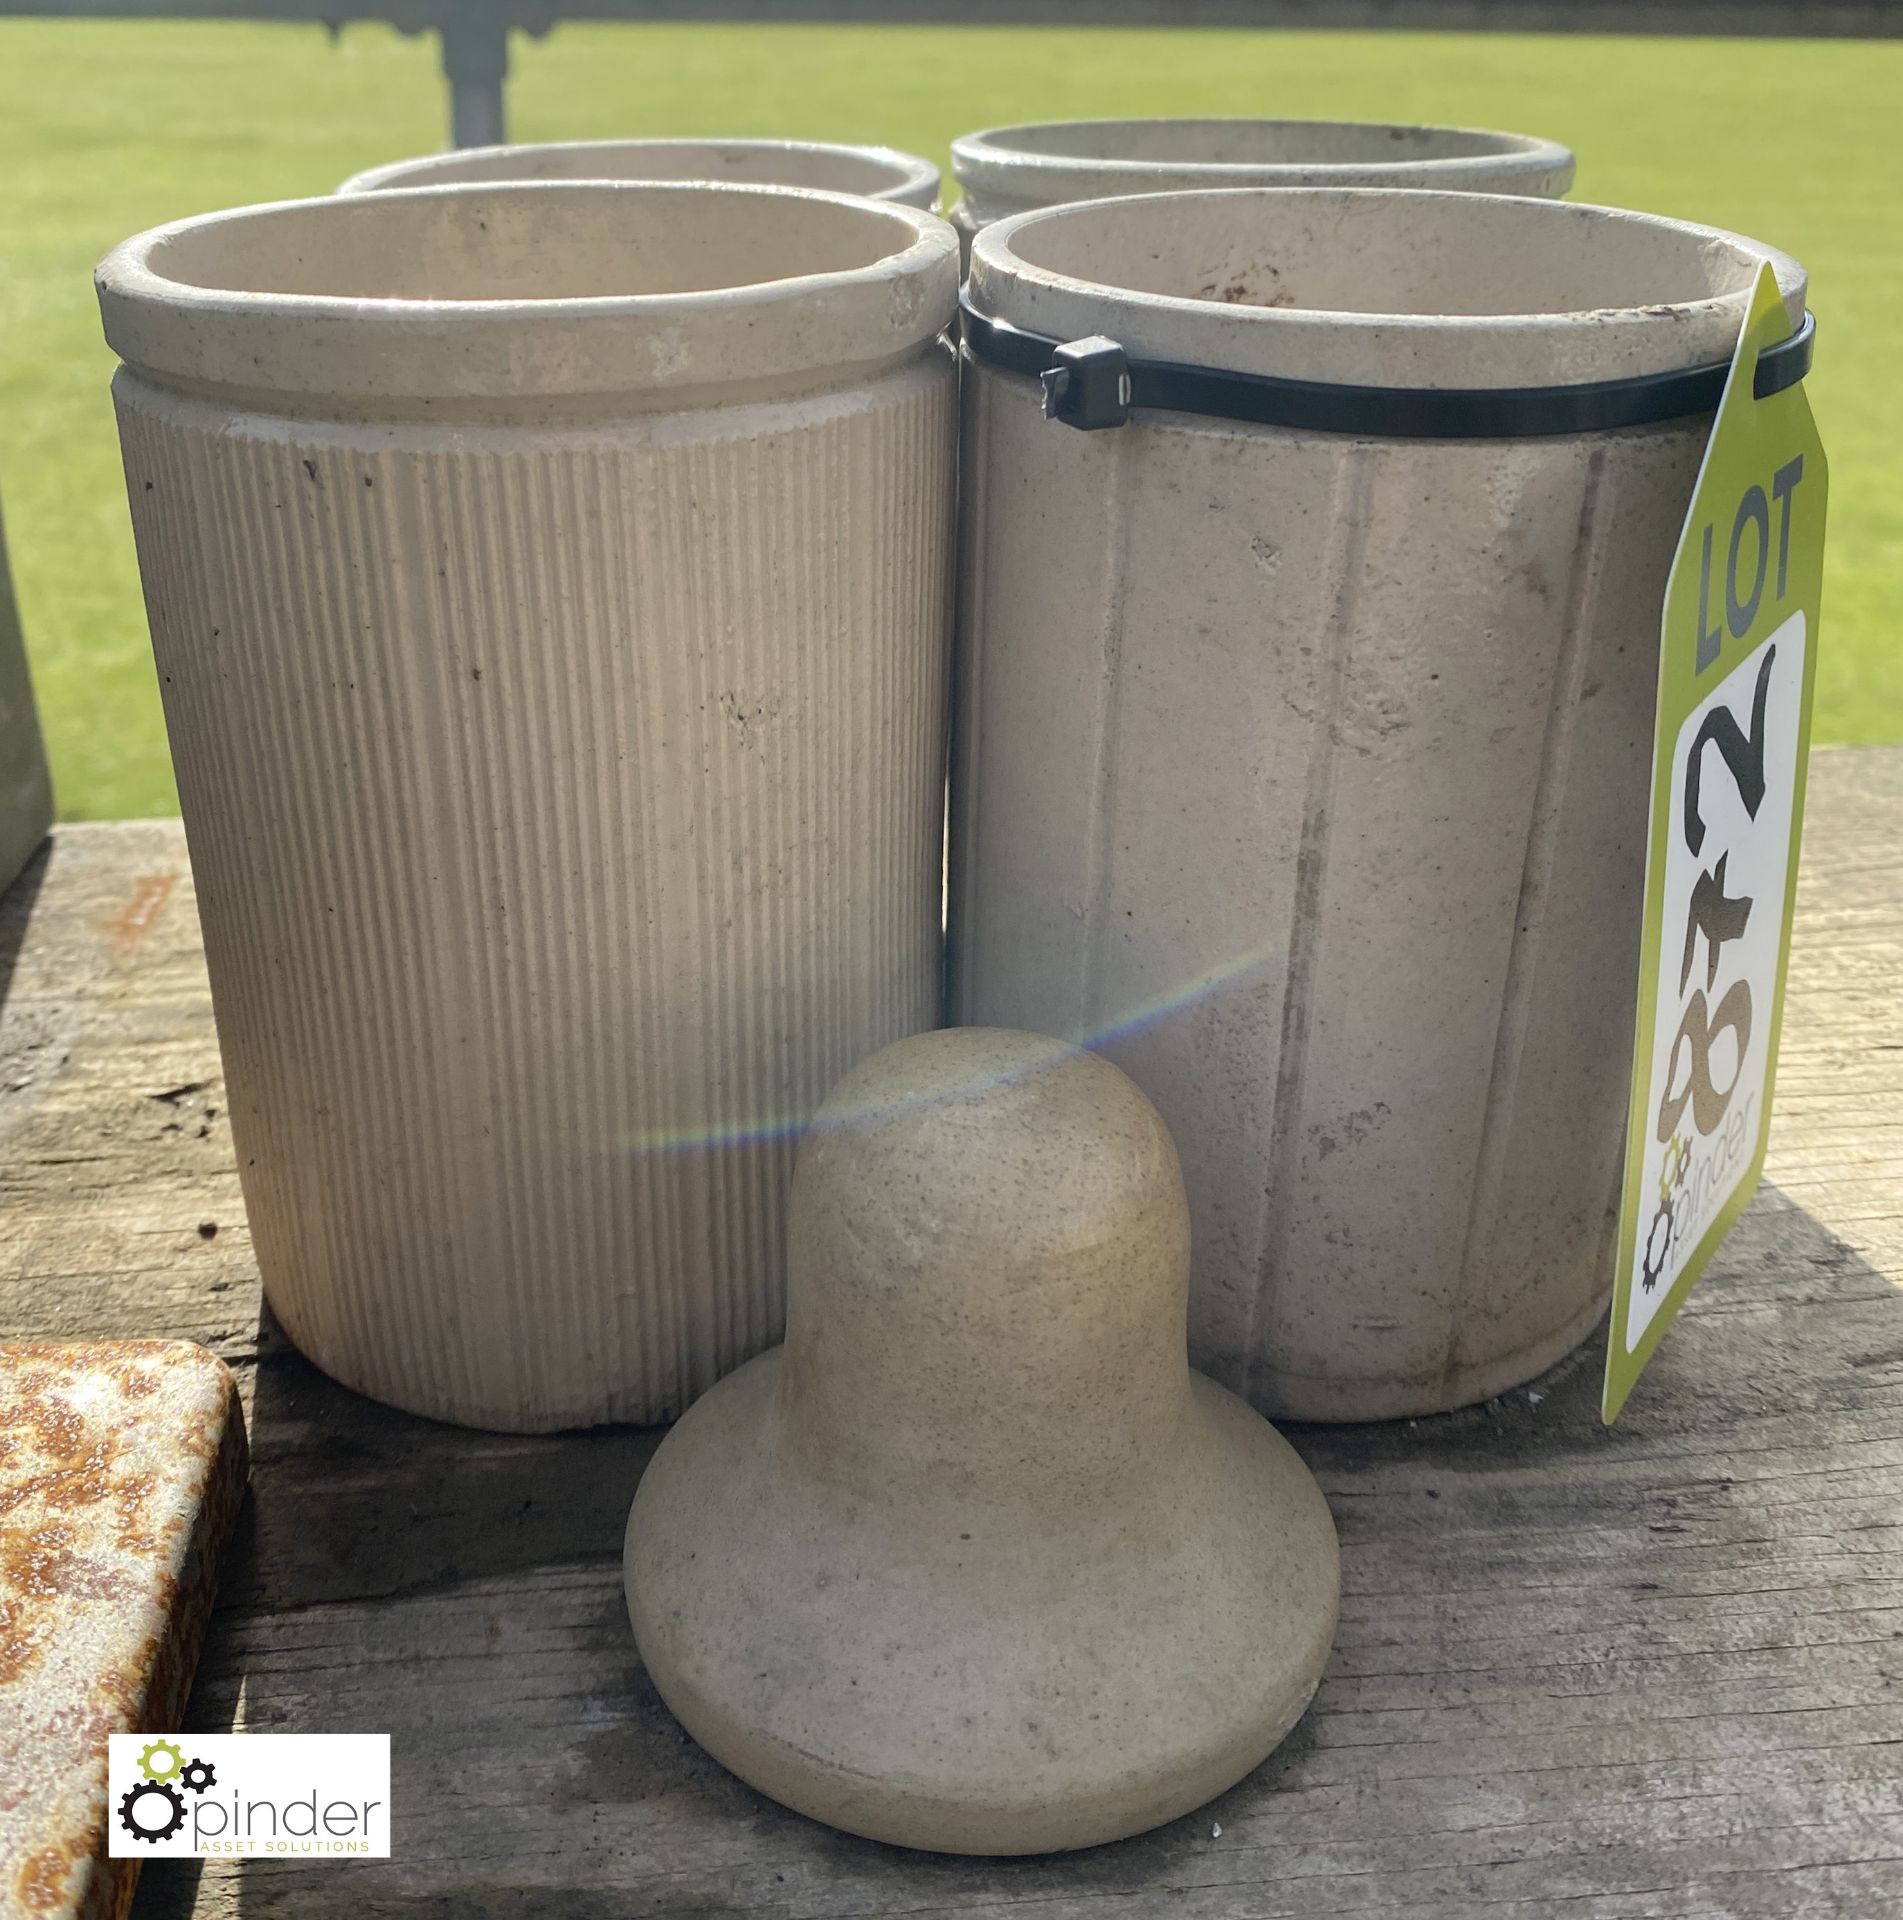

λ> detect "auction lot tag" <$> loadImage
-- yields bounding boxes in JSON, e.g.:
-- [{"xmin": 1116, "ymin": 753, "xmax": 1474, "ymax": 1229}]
[{"xmin": 1604, "ymin": 262, "xmax": 1828, "ymax": 1424}]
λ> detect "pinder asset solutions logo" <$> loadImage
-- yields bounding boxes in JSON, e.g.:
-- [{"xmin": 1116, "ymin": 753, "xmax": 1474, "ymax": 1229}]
[{"xmin": 107, "ymin": 1734, "xmax": 390, "ymax": 1858}]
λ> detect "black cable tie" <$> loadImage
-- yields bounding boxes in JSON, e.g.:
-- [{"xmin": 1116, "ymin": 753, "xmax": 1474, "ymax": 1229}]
[{"xmin": 961, "ymin": 291, "xmax": 1814, "ymax": 441}]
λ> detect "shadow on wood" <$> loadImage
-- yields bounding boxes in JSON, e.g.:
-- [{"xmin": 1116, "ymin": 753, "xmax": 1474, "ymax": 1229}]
[{"xmin": 130, "ymin": 1183, "xmax": 1903, "ymax": 1918}]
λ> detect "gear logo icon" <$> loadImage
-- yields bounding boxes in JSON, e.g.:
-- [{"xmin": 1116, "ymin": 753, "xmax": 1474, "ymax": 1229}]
[
  {"xmin": 137, "ymin": 1738, "xmax": 185, "ymax": 1783},
  {"xmin": 118, "ymin": 1779, "xmax": 186, "ymax": 1843},
  {"xmin": 117, "ymin": 1739, "xmax": 217, "ymax": 1848},
  {"xmin": 1641, "ymin": 1196, "xmax": 1677, "ymax": 1294}
]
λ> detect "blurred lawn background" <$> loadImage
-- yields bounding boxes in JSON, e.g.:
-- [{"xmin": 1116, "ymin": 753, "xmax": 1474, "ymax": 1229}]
[{"xmin": 1, "ymin": 19, "xmax": 1899, "ymax": 818}]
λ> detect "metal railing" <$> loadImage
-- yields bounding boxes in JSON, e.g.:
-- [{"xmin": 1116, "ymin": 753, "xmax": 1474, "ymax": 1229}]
[{"xmin": 2, "ymin": 0, "xmax": 1899, "ymax": 149}]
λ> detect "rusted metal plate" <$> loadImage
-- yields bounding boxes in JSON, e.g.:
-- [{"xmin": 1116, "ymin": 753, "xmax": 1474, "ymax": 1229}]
[{"xmin": 0, "ymin": 1341, "xmax": 246, "ymax": 1919}]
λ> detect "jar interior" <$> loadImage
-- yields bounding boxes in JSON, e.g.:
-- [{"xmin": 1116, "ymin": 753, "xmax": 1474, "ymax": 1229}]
[
  {"xmin": 984, "ymin": 118, "xmax": 1533, "ymax": 167},
  {"xmin": 143, "ymin": 184, "xmax": 917, "ymax": 303},
  {"xmin": 367, "ymin": 142, "xmax": 910, "ymax": 197},
  {"xmin": 1004, "ymin": 191, "xmax": 1768, "ymax": 320}
]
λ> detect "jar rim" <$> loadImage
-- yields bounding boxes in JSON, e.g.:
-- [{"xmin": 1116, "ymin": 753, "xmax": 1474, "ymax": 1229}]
[
  {"xmin": 338, "ymin": 137, "xmax": 941, "ymax": 209},
  {"xmin": 968, "ymin": 188, "xmax": 1806, "ymax": 394},
  {"xmin": 953, "ymin": 116, "xmax": 1574, "ymax": 203},
  {"xmin": 98, "ymin": 181, "xmax": 959, "ymax": 404}
]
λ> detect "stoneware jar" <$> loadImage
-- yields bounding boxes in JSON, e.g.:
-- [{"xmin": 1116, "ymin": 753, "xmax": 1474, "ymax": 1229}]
[
  {"xmin": 948, "ymin": 116, "xmax": 1574, "ymax": 253},
  {"xmin": 626, "ymin": 1028, "xmax": 1340, "ymax": 1854},
  {"xmin": 949, "ymin": 188, "xmax": 1808, "ymax": 1421},
  {"xmin": 98, "ymin": 181, "xmax": 960, "ymax": 1431},
  {"xmin": 340, "ymin": 136, "xmax": 939, "ymax": 209},
  {"xmin": 0, "ymin": 492, "xmax": 54, "ymax": 895}
]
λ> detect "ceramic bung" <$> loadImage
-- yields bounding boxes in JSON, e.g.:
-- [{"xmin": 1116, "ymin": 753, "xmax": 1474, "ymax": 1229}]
[
  {"xmin": 949, "ymin": 188, "xmax": 1808, "ymax": 1420},
  {"xmin": 625, "ymin": 1027, "xmax": 1340, "ymax": 1854},
  {"xmin": 97, "ymin": 182, "xmax": 960, "ymax": 1431},
  {"xmin": 948, "ymin": 116, "xmax": 1573, "ymax": 253},
  {"xmin": 340, "ymin": 136, "xmax": 939, "ymax": 209}
]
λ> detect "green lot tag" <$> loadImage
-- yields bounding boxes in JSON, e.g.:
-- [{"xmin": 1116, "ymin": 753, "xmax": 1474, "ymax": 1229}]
[{"xmin": 1603, "ymin": 263, "xmax": 1828, "ymax": 1424}]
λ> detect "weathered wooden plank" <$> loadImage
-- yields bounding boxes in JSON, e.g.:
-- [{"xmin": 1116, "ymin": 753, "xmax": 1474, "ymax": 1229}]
[{"xmin": 1, "ymin": 752, "xmax": 1900, "ymax": 1916}]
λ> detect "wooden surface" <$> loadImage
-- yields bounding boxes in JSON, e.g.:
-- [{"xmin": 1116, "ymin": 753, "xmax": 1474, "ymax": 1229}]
[{"xmin": 2, "ymin": 748, "xmax": 1901, "ymax": 1917}]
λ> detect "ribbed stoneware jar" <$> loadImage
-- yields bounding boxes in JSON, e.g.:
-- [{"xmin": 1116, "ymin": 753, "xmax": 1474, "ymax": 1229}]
[
  {"xmin": 98, "ymin": 181, "xmax": 960, "ymax": 1431},
  {"xmin": 950, "ymin": 188, "xmax": 1805, "ymax": 1421},
  {"xmin": 340, "ymin": 137, "xmax": 940, "ymax": 209},
  {"xmin": 948, "ymin": 117, "xmax": 1573, "ymax": 252}
]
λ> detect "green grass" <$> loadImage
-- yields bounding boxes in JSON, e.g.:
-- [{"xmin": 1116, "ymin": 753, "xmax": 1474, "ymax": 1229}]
[{"xmin": 2, "ymin": 20, "xmax": 1899, "ymax": 818}]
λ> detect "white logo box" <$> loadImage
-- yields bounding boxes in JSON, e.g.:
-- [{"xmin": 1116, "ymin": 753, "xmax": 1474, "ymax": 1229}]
[{"xmin": 108, "ymin": 1734, "xmax": 390, "ymax": 1859}]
